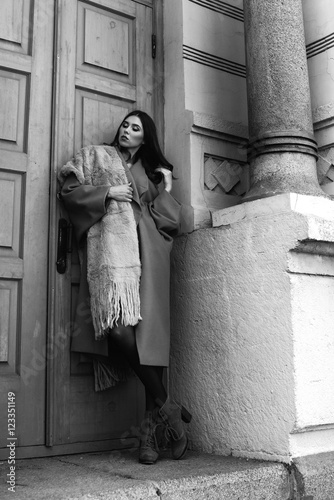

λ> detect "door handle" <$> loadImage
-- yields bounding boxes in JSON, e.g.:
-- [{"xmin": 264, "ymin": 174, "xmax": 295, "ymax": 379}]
[{"xmin": 56, "ymin": 218, "xmax": 72, "ymax": 274}]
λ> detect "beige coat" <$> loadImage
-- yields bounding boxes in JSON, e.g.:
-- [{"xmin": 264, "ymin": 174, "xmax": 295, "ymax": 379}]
[{"xmin": 60, "ymin": 152, "xmax": 181, "ymax": 367}]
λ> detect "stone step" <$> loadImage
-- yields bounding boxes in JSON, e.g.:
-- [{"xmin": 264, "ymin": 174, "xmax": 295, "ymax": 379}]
[
  {"xmin": 1, "ymin": 449, "xmax": 332, "ymax": 499},
  {"xmin": 1, "ymin": 449, "xmax": 290, "ymax": 499}
]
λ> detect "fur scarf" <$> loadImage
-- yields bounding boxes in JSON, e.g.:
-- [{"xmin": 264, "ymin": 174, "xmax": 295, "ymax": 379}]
[{"xmin": 59, "ymin": 145, "xmax": 141, "ymax": 339}]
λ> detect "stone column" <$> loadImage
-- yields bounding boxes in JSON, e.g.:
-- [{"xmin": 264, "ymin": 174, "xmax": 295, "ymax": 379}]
[{"xmin": 243, "ymin": 0, "xmax": 323, "ymax": 200}]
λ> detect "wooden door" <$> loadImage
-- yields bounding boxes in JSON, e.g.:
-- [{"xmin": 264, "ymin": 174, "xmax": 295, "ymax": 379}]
[
  {"xmin": 48, "ymin": 0, "xmax": 163, "ymax": 452},
  {"xmin": 0, "ymin": 0, "xmax": 54, "ymax": 459}
]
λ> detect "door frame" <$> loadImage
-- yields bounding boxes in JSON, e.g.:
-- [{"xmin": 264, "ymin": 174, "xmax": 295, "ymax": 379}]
[
  {"xmin": 46, "ymin": 0, "xmax": 165, "ymax": 453},
  {"xmin": 0, "ymin": 0, "xmax": 55, "ymax": 460}
]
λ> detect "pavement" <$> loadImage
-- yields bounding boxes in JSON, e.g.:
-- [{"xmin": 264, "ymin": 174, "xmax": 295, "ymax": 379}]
[
  {"xmin": 0, "ymin": 448, "xmax": 292, "ymax": 500},
  {"xmin": 1, "ymin": 447, "xmax": 333, "ymax": 499}
]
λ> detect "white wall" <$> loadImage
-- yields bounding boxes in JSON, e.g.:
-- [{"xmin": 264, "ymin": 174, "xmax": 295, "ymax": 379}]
[
  {"xmin": 183, "ymin": 0, "xmax": 247, "ymax": 123},
  {"xmin": 164, "ymin": 0, "xmax": 248, "ymax": 229}
]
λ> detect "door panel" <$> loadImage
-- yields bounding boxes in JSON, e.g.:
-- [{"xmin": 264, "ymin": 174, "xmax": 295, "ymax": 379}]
[
  {"xmin": 77, "ymin": 2, "xmax": 134, "ymax": 78},
  {"xmin": 49, "ymin": 0, "xmax": 160, "ymax": 449},
  {"xmin": 0, "ymin": 0, "xmax": 31, "ymax": 54},
  {"xmin": 0, "ymin": 0, "xmax": 54, "ymax": 456}
]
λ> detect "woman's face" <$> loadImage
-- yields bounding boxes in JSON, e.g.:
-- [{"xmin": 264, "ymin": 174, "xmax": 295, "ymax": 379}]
[{"xmin": 118, "ymin": 115, "xmax": 145, "ymax": 157}]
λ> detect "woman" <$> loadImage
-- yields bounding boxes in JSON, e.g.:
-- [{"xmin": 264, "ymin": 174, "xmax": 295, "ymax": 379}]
[{"xmin": 58, "ymin": 110, "xmax": 191, "ymax": 465}]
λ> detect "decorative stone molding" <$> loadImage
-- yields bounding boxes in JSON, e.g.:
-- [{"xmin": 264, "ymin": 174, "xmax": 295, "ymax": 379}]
[
  {"xmin": 191, "ymin": 111, "xmax": 248, "ymax": 144},
  {"xmin": 317, "ymin": 147, "xmax": 334, "ymax": 197},
  {"xmin": 313, "ymin": 103, "xmax": 334, "ymax": 127},
  {"xmin": 247, "ymin": 131, "xmax": 318, "ymax": 160},
  {"xmin": 186, "ymin": 111, "xmax": 249, "ymax": 224},
  {"xmin": 204, "ymin": 155, "xmax": 248, "ymax": 196}
]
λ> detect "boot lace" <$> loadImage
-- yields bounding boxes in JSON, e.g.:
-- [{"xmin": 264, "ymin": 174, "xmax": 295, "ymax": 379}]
[
  {"xmin": 141, "ymin": 422, "xmax": 159, "ymax": 452},
  {"xmin": 162, "ymin": 423, "xmax": 181, "ymax": 442},
  {"xmin": 158, "ymin": 408, "xmax": 183, "ymax": 442}
]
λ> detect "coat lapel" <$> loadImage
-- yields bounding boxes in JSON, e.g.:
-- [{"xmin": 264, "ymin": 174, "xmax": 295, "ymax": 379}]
[
  {"xmin": 129, "ymin": 160, "xmax": 148, "ymax": 199},
  {"xmin": 114, "ymin": 147, "xmax": 148, "ymax": 223}
]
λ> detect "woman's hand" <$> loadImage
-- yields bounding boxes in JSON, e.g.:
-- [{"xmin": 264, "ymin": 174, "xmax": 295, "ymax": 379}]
[
  {"xmin": 107, "ymin": 183, "xmax": 133, "ymax": 202},
  {"xmin": 156, "ymin": 167, "xmax": 172, "ymax": 193}
]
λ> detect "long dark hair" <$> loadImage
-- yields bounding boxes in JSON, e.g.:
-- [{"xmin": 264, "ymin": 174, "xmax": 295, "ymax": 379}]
[{"xmin": 111, "ymin": 110, "xmax": 173, "ymax": 184}]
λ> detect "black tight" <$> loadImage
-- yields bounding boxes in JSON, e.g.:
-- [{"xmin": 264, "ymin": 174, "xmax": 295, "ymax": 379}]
[{"xmin": 108, "ymin": 325, "xmax": 167, "ymax": 411}]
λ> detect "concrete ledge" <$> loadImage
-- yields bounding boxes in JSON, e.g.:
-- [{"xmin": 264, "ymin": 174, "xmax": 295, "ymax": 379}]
[
  {"xmin": 1, "ymin": 450, "xmax": 291, "ymax": 500},
  {"xmin": 212, "ymin": 193, "xmax": 334, "ymax": 228}
]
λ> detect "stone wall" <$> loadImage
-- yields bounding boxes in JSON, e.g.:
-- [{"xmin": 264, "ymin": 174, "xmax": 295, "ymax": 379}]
[{"xmin": 165, "ymin": 0, "xmax": 334, "ymax": 462}]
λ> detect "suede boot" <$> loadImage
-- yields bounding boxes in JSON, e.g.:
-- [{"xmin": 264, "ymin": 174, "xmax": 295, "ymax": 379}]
[
  {"xmin": 138, "ymin": 411, "xmax": 160, "ymax": 465},
  {"xmin": 157, "ymin": 397, "xmax": 188, "ymax": 460}
]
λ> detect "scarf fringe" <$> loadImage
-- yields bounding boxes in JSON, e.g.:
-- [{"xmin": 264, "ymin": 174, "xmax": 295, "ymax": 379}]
[
  {"xmin": 91, "ymin": 279, "xmax": 142, "ymax": 339},
  {"xmin": 93, "ymin": 357, "xmax": 128, "ymax": 391}
]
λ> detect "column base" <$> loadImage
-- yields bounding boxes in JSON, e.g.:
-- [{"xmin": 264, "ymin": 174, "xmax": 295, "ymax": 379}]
[
  {"xmin": 244, "ymin": 152, "xmax": 325, "ymax": 202},
  {"xmin": 170, "ymin": 193, "xmax": 334, "ymax": 463}
]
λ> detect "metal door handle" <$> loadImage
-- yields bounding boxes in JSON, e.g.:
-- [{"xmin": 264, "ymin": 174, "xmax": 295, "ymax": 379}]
[{"xmin": 56, "ymin": 218, "xmax": 72, "ymax": 274}]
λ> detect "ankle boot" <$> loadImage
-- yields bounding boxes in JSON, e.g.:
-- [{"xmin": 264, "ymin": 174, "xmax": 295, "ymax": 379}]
[
  {"xmin": 138, "ymin": 411, "xmax": 159, "ymax": 465},
  {"xmin": 157, "ymin": 397, "xmax": 188, "ymax": 460}
]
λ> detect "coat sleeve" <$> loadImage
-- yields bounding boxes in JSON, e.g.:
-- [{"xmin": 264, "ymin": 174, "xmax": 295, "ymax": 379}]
[
  {"xmin": 60, "ymin": 173, "xmax": 110, "ymax": 244},
  {"xmin": 148, "ymin": 189, "xmax": 182, "ymax": 240}
]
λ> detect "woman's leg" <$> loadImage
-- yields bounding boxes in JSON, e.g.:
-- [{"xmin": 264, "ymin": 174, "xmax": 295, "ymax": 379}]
[
  {"xmin": 108, "ymin": 326, "xmax": 167, "ymax": 464},
  {"xmin": 145, "ymin": 369, "xmax": 164, "ymax": 411},
  {"xmin": 108, "ymin": 325, "xmax": 167, "ymax": 406},
  {"xmin": 108, "ymin": 325, "xmax": 189, "ymax": 462}
]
